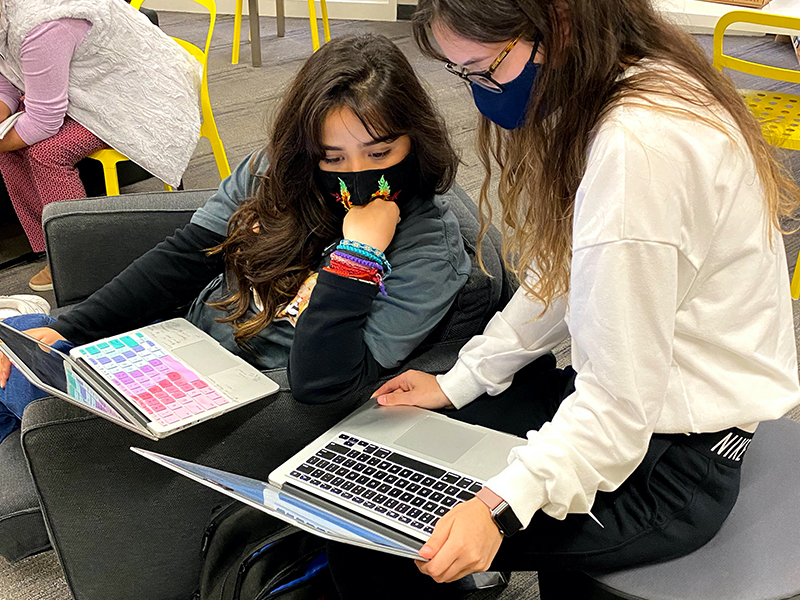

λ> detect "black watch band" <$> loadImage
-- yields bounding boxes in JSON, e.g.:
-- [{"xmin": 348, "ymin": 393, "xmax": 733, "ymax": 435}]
[{"xmin": 491, "ymin": 501, "xmax": 523, "ymax": 537}]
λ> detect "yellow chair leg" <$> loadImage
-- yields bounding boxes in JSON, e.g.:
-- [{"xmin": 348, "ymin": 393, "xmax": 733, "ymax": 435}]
[
  {"xmin": 791, "ymin": 255, "xmax": 800, "ymax": 299},
  {"xmin": 320, "ymin": 0, "xmax": 330, "ymax": 43},
  {"xmin": 308, "ymin": 0, "xmax": 320, "ymax": 51},
  {"xmin": 102, "ymin": 162, "xmax": 120, "ymax": 196},
  {"xmin": 207, "ymin": 133, "xmax": 232, "ymax": 180},
  {"xmin": 232, "ymin": 0, "xmax": 243, "ymax": 64}
]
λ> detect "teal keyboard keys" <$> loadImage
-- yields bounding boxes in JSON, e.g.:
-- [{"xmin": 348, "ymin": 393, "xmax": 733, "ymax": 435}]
[
  {"xmin": 109, "ymin": 339, "xmax": 125, "ymax": 349},
  {"xmin": 97, "ymin": 342, "xmax": 109, "ymax": 349},
  {"xmin": 121, "ymin": 336, "xmax": 137, "ymax": 347},
  {"xmin": 85, "ymin": 346, "xmax": 100, "ymax": 355}
]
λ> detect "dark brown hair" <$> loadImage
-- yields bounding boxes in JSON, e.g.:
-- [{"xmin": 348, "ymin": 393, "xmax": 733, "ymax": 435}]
[
  {"xmin": 212, "ymin": 33, "xmax": 458, "ymax": 342},
  {"xmin": 413, "ymin": 0, "xmax": 800, "ymax": 309}
]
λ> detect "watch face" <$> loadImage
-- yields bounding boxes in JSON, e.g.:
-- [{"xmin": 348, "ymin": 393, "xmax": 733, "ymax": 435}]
[{"xmin": 494, "ymin": 503, "xmax": 523, "ymax": 537}]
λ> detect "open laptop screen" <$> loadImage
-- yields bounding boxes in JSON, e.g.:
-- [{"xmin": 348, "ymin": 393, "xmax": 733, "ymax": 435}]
[
  {"xmin": 0, "ymin": 321, "xmax": 68, "ymax": 393},
  {"xmin": 0, "ymin": 321, "xmax": 130, "ymax": 425},
  {"xmin": 131, "ymin": 449, "xmax": 424, "ymax": 559}
]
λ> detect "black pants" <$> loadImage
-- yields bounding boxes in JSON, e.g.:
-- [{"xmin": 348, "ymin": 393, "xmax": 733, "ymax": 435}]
[{"xmin": 326, "ymin": 355, "xmax": 745, "ymax": 599}]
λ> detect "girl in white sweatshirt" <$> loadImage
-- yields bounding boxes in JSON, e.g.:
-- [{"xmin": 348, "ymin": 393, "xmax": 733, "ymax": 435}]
[{"xmin": 325, "ymin": 0, "xmax": 800, "ymax": 597}]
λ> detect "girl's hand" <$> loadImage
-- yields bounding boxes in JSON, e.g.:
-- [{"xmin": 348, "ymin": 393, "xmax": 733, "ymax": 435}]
[
  {"xmin": 415, "ymin": 498, "xmax": 503, "ymax": 582},
  {"xmin": 373, "ymin": 370, "xmax": 454, "ymax": 410},
  {"xmin": 342, "ymin": 198, "xmax": 400, "ymax": 253},
  {"xmin": 0, "ymin": 327, "xmax": 66, "ymax": 388}
]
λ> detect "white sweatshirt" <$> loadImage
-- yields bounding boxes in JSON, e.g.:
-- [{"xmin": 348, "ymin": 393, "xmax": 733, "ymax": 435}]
[{"xmin": 438, "ymin": 88, "xmax": 800, "ymax": 529}]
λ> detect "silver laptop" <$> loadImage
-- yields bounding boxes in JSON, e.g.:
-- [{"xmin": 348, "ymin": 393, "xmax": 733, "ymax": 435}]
[
  {"xmin": 131, "ymin": 399, "xmax": 525, "ymax": 559},
  {"xmin": 0, "ymin": 318, "xmax": 279, "ymax": 439},
  {"xmin": 131, "ymin": 446, "xmax": 429, "ymax": 560},
  {"xmin": 268, "ymin": 399, "xmax": 525, "ymax": 548}
]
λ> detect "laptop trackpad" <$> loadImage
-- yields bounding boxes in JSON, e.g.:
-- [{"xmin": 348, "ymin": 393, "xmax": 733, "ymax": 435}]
[
  {"xmin": 170, "ymin": 341, "xmax": 240, "ymax": 376},
  {"xmin": 394, "ymin": 417, "xmax": 485, "ymax": 464}
]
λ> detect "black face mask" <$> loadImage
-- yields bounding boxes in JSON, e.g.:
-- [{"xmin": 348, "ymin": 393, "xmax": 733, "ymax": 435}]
[{"xmin": 315, "ymin": 152, "xmax": 420, "ymax": 210}]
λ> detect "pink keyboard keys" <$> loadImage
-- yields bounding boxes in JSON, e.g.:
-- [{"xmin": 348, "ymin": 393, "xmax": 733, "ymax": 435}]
[
  {"xmin": 183, "ymin": 401, "xmax": 203, "ymax": 414},
  {"xmin": 172, "ymin": 406, "xmax": 192, "ymax": 419},
  {"xmin": 195, "ymin": 396, "xmax": 217, "ymax": 410},
  {"xmin": 208, "ymin": 393, "xmax": 228, "ymax": 406}
]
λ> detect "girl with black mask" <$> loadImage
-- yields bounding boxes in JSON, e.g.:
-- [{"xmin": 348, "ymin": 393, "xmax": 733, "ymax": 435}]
[{"xmin": 0, "ymin": 33, "xmax": 470, "ymax": 435}]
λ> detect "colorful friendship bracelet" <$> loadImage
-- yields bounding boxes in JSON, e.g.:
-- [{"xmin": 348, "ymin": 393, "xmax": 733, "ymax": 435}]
[
  {"xmin": 338, "ymin": 244, "xmax": 385, "ymax": 263},
  {"xmin": 337, "ymin": 242, "xmax": 391, "ymax": 275},
  {"xmin": 340, "ymin": 239, "xmax": 388, "ymax": 262},
  {"xmin": 326, "ymin": 252, "xmax": 387, "ymax": 295},
  {"xmin": 331, "ymin": 250, "xmax": 384, "ymax": 272},
  {"xmin": 330, "ymin": 254, "xmax": 384, "ymax": 280},
  {"xmin": 329, "ymin": 256, "xmax": 379, "ymax": 277},
  {"xmin": 325, "ymin": 263, "xmax": 387, "ymax": 295}
]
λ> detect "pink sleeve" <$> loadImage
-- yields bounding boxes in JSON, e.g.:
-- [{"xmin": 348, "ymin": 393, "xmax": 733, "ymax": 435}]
[
  {"xmin": 14, "ymin": 18, "xmax": 92, "ymax": 146},
  {"xmin": 0, "ymin": 74, "xmax": 21, "ymax": 115}
]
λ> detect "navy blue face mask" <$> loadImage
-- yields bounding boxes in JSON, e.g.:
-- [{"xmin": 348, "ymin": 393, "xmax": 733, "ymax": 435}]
[{"xmin": 471, "ymin": 45, "xmax": 541, "ymax": 130}]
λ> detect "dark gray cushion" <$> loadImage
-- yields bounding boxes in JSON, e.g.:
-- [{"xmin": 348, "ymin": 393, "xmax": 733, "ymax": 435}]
[
  {"xmin": 42, "ymin": 190, "xmax": 214, "ymax": 308},
  {"xmin": 22, "ymin": 344, "xmax": 462, "ymax": 600},
  {"xmin": 0, "ymin": 429, "xmax": 50, "ymax": 562},
  {"xmin": 592, "ymin": 418, "xmax": 800, "ymax": 600}
]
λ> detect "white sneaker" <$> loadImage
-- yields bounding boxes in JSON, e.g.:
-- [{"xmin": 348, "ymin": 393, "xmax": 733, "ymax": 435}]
[{"xmin": 0, "ymin": 295, "xmax": 52, "ymax": 321}]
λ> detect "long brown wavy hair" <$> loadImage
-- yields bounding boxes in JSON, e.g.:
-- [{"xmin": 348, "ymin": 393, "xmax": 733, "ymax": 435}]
[
  {"xmin": 212, "ymin": 33, "xmax": 458, "ymax": 343},
  {"xmin": 413, "ymin": 0, "xmax": 800, "ymax": 310}
]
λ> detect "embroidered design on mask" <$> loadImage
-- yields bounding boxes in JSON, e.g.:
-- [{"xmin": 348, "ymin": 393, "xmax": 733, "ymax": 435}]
[
  {"xmin": 370, "ymin": 175, "xmax": 401, "ymax": 203},
  {"xmin": 332, "ymin": 175, "xmax": 401, "ymax": 211},
  {"xmin": 334, "ymin": 178, "xmax": 353, "ymax": 211}
]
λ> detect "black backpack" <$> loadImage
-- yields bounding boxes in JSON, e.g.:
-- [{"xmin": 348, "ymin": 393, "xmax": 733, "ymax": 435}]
[{"xmin": 193, "ymin": 502, "xmax": 331, "ymax": 600}]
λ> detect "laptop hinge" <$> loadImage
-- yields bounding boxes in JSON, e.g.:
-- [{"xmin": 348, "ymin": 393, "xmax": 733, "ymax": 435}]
[
  {"xmin": 283, "ymin": 482, "xmax": 425, "ymax": 551},
  {"xmin": 72, "ymin": 358, "xmax": 151, "ymax": 428}
]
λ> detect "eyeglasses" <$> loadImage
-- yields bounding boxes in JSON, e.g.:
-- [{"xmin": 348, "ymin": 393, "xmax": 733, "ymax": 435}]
[{"xmin": 445, "ymin": 36, "xmax": 540, "ymax": 94}]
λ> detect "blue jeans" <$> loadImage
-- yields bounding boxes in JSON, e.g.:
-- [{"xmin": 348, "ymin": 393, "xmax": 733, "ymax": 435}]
[{"xmin": 0, "ymin": 314, "xmax": 73, "ymax": 444}]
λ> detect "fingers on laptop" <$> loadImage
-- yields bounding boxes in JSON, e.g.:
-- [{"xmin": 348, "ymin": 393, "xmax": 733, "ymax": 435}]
[
  {"xmin": 374, "ymin": 370, "xmax": 454, "ymax": 410},
  {"xmin": 417, "ymin": 500, "xmax": 502, "ymax": 583},
  {"xmin": 26, "ymin": 327, "xmax": 66, "ymax": 346},
  {"xmin": 0, "ymin": 354, "xmax": 10, "ymax": 387}
]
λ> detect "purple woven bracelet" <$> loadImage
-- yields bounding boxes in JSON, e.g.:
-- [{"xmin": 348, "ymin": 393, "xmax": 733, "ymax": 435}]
[{"xmin": 332, "ymin": 250, "xmax": 384, "ymax": 272}]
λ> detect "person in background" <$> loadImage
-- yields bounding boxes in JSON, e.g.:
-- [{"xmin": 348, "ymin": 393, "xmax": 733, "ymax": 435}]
[
  {"xmin": 0, "ymin": 33, "xmax": 470, "ymax": 445},
  {"xmin": 0, "ymin": 0, "xmax": 202, "ymax": 291},
  {"xmin": 324, "ymin": 0, "xmax": 800, "ymax": 597}
]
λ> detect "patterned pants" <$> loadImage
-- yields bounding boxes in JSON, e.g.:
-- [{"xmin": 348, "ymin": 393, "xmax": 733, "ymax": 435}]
[{"xmin": 0, "ymin": 116, "xmax": 107, "ymax": 253}]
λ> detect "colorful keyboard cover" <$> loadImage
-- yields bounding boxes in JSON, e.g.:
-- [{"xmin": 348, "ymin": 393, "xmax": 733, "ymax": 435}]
[{"xmin": 75, "ymin": 332, "xmax": 229, "ymax": 429}]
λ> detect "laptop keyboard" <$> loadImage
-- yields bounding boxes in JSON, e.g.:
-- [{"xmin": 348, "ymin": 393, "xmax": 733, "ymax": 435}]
[
  {"xmin": 288, "ymin": 433, "xmax": 484, "ymax": 537},
  {"xmin": 76, "ymin": 332, "xmax": 228, "ymax": 428}
]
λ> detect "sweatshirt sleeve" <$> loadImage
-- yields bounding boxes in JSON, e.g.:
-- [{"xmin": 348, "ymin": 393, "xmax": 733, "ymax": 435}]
[
  {"xmin": 436, "ymin": 284, "xmax": 569, "ymax": 409},
  {"xmin": 288, "ymin": 270, "xmax": 382, "ymax": 403},
  {"xmin": 482, "ymin": 118, "xmax": 684, "ymax": 529},
  {"xmin": 52, "ymin": 154, "xmax": 260, "ymax": 345},
  {"xmin": 52, "ymin": 223, "xmax": 225, "ymax": 345},
  {"xmin": 14, "ymin": 19, "xmax": 91, "ymax": 145},
  {"xmin": 486, "ymin": 240, "xmax": 678, "ymax": 528},
  {"xmin": 0, "ymin": 74, "xmax": 21, "ymax": 116}
]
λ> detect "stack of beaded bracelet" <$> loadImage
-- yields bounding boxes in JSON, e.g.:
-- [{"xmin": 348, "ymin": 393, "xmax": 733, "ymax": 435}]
[{"xmin": 324, "ymin": 239, "xmax": 392, "ymax": 295}]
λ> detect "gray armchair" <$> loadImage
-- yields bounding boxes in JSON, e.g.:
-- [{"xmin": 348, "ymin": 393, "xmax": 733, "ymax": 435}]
[{"xmin": 4, "ymin": 184, "xmax": 515, "ymax": 600}]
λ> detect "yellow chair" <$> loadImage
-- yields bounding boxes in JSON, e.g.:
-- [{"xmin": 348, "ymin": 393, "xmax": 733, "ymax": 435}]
[
  {"xmin": 232, "ymin": 0, "xmax": 330, "ymax": 64},
  {"xmin": 713, "ymin": 10, "xmax": 800, "ymax": 298},
  {"xmin": 89, "ymin": 0, "xmax": 231, "ymax": 195}
]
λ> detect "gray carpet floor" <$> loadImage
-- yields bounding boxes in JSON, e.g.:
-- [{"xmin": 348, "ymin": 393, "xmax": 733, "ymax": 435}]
[{"xmin": 1, "ymin": 11, "xmax": 800, "ymax": 600}]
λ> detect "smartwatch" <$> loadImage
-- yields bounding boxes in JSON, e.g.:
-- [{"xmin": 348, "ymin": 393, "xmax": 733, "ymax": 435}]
[{"xmin": 476, "ymin": 487, "xmax": 523, "ymax": 537}]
